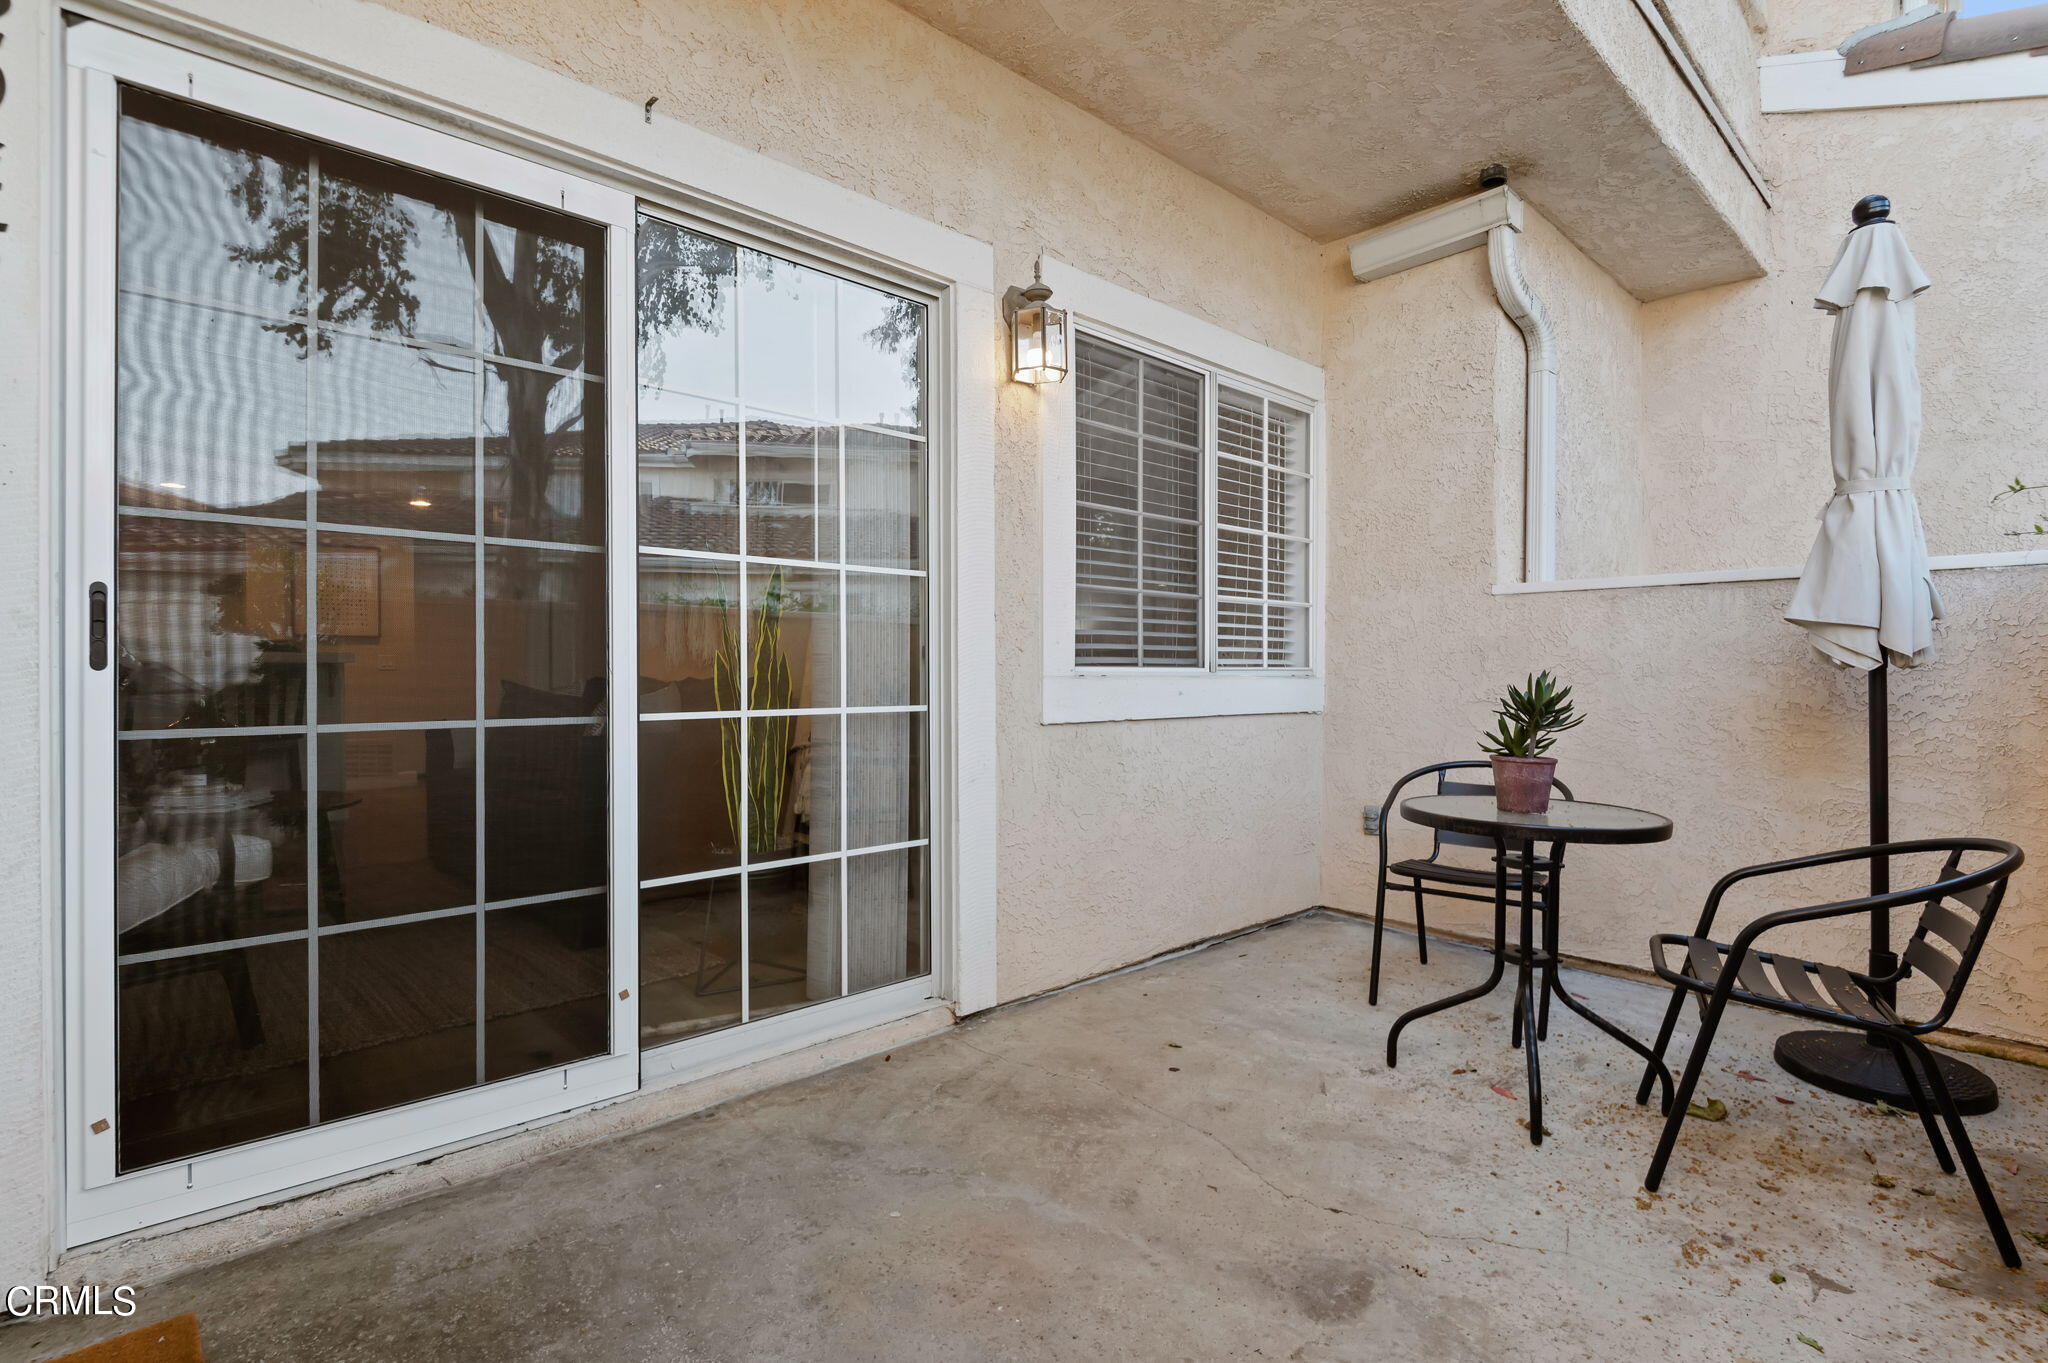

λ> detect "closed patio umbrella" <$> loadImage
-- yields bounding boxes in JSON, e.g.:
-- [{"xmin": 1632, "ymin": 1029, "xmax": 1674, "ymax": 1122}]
[
  {"xmin": 1784, "ymin": 196, "xmax": 1939, "ymax": 670},
  {"xmin": 1775, "ymin": 194, "xmax": 1997, "ymax": 1111}
]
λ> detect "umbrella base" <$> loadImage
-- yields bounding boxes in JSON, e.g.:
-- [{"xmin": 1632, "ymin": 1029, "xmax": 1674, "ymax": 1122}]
[{"xmin": 1774, "ymin": 1030, "xmax": 1997, "ymax": 1115}]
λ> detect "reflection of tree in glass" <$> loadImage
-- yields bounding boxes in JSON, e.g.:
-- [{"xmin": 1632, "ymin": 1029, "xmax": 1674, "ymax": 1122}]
[
  {"xmin": 637, "ymin": 225, "xmax": 738, "ymax": 393},
  {"xmin": 223, "ymin": 160, "xmax": 711, "ymax": 554},
  {"xmin": 861, "ymin": 295, "xmax": 923, "ymax": 399}
]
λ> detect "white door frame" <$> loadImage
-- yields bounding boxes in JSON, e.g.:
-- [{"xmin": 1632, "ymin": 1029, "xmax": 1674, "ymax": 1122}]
[{"xmin": 60, "ymin": 22, "xmax": 641, "ymax": 1246}]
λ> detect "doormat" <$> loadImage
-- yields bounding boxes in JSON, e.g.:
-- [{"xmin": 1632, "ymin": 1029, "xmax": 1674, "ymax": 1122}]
[{"xmin": 52, "ymin": 1314, "xmax": 203, "ymax": 1363}]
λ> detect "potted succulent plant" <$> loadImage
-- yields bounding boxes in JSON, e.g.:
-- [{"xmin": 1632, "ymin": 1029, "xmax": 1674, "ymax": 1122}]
[{"xmin": 1478, "ymin": 671, "xmax": 1584, "ymax": 814}]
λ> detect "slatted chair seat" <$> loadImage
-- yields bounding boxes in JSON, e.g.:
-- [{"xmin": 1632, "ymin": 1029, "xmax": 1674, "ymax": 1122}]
[
  {"xmin": 1639, "ymin": 838, "xmax": 2026, "ymax": 1269},
  {"xmin": 1390, "ymin": 856, "xmax": 1552, "ymax": 889},
  {"xmin": 1650, "ymin": 933, "xmax": 1899, "ymax": 1026}
]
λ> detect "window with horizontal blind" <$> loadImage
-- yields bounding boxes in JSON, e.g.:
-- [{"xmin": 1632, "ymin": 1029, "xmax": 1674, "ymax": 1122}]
[
  {"xmin": 1072, "ymin": 333, "xmax": 1316, "ymax": 674},
  {"xmin": 1074, "ymin": 337, "xmax": 1202, "ymax": 667},
  {"xmin": 1216, "ymin": 387, "xmax": 1312, "ymax": 669}
]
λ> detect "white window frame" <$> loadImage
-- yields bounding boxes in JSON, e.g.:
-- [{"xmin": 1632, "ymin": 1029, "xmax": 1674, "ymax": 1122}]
[
  {"xmin": 55, "ymin": 9, "xmax": 1000, "ymax": 1249},
  {"xmin": 1040, "ymin": 260, "xmax": 1325, "ymax": 724}
]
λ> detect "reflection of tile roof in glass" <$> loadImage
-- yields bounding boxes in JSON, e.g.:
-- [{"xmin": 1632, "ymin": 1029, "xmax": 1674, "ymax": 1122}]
[{"xmin": 121, "ymin": 418, "xmax": 920, "ymax": 560}]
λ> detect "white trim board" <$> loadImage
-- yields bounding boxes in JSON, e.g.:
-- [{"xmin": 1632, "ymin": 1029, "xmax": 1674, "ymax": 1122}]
[
  {"xmin": 1492, "ymin": 547, "xmax": 2048, "ymax": 595},
  {"xmin": 1761, "ymin": 47, "xmax": 2048, "ymax": 113},
  {"xmin": 1040, "ymin": 259, "xmax": 1322, "ymax": 403}
]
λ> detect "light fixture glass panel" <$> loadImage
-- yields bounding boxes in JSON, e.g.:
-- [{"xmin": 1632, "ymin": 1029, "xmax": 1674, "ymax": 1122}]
[{"xmin": 1011, "ymin": 300, "xmax": 1069, "ymax": 385}]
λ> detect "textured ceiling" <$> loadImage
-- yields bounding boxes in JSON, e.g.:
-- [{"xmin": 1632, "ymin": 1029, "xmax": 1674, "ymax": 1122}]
[{"xmin": 888, "ymin": 0, "xmax": 1766, "ymax": 298}]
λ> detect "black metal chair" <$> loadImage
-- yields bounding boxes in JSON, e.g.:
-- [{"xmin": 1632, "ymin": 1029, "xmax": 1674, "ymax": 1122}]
[
  {"xmin": 1639, "ymin": 837, "xmax": 2026, "ymax": 1267},
  {"xmin": 1367, "ymin": 761, "xmax": 1572, "ymax": 1007}
]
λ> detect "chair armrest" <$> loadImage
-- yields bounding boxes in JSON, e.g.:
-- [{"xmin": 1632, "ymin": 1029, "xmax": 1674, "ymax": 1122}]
[{"xmin": 1689, "ymin": 839, "xmax": 1960, "ymax": 938}]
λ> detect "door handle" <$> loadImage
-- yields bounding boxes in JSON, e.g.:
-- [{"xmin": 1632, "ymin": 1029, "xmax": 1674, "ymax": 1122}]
[{"xmin": 89, "ymin": 582, "xmax": 108, "ymax": 671}]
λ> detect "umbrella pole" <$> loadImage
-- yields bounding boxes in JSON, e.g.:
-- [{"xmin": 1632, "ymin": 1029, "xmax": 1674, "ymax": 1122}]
[
  {"xmin": 1869, "ymin": 662, "xmax": 1893, "ymax": 989},
  {"xmin": 1773, "ymin": 661, "xmax": 2001, "ymax": 1112}
]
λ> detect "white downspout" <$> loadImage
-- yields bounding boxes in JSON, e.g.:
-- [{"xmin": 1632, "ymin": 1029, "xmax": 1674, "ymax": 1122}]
[
  {"xmin": 1345, "ymin": 176, "xmax": 1559, "ymax": 583},
  {"xmin": 1486, "ymin": 213, "xmax": 1558, "ymax": 583}
]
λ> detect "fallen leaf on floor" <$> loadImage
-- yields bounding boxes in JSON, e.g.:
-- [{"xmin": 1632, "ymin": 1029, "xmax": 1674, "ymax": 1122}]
[
  {"xmin": 1452, "ymin": 1067, "xmax": 1470, "ymax": 1074},
  {"xmin": 1871, "ymin": 1174, "xmax": 1896, "ymax": 1189},
  {"xmin": 1924, "ymin": 1252, "xmax": 1960, "ymax": 1271},
  {"xmin": 1796, "ymin": 1332, "xmax": 1823, "ymax": 1353},
  {"xmin": 1491, "ymin": 1084, "xmax": 1514, "ymax": 1099},
  {"xmin": 1931, "ymin": 1276, "xmax": 1968, "ymax": 1295},
  {"xmin": 1869, "ymin": 1100, "xmax": 1904, "ymax": 1118},
  {"xmin": 1166, "ymin": 1042, "xmax": 1182, "ymax": 1049},
  {"xmin": 1686, "ymin": 1098, "xmax": 1728, "ymax": 1122},
  {"xmin": 1768, "ymin": 1270, "xmax": 1786, "ymax": 1285},
  {"xmin": 1735, "ymin": 1070, "xmax": 1765, "ymax": 1082},
  {"xmin": 2020, "ymin": 1230, "xmax": 2048, "ymax": 1248},
  {"xmin": 1758, "ymin": 1180, "xmax": 1783, "ymax": 1193},
  {"xmin": 1774, "ymin": 1096, "xmax": 1795, "ymax": 1105},
  {"xmin": 1912, "ymin": 1187, "xmax": 1934, "ymax": 1197}
]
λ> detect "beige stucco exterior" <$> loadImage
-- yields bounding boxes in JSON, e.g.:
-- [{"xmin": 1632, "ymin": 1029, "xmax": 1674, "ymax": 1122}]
[
  {"xmin": 1320, "ymin": 5, "xmax": 2048, "ymax": 1049},
  {"xmin": 0, "ymin": 0, "xmax": 2042, "ymax": 1290}
]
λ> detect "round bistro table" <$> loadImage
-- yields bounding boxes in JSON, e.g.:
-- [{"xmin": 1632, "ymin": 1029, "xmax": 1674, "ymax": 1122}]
[{"xmin": 1386, "ymin": 794, "xmax": 1676, "ymax": 1145}]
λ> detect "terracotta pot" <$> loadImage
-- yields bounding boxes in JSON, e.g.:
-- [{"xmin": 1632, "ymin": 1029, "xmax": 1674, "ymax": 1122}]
[{"xmin": 1490, "ymin": 755, "xmax": 1557, "ymax": 814}]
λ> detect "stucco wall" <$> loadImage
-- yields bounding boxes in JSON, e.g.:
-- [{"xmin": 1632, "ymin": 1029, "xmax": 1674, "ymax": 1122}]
[
  {"xmin": 1520, "ymin": 209, "xmax": 1652, "ymax": 582},
  {"xmin": 1763, "ymin": 0, "xmax": 1893, "ymax": 58},
  {"xmin": 0, "ymin": 0, "xmax": 54, "ymax": 1295},
  {"xmin": 1639, "ymin": 93, "xmax": 2048, "ymax": 573},
  {"xmin": 1320, "ymin": 120, "xmax": 2048, "ymax": 1049}
]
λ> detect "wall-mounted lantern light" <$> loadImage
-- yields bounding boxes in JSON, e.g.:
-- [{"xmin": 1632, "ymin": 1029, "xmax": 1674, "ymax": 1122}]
[{"xmin": 1004, "ymin": 261, "xmax": 1069, "ymax": 385}]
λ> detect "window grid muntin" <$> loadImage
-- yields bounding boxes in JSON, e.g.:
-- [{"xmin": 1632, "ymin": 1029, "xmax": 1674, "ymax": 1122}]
[{"xmin": 634, "ymin": 213, "xmax": 930, "ymax": 1038}]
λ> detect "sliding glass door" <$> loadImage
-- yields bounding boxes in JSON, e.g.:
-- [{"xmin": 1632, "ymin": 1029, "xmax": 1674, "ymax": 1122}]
[
  {"xmin": 67, "ymin": 24, "xmax": 938, "ymax": 1242},
  {"xmin": 634, "ymin": 217, "xmax": 932, "ymax": 1049},
  {"xmin": 106, "ymin": 87, "xmax": 618, "ymax": 1171},
  {"xmin": 68, "ymin": 27, "xmax": 638, "ymax": 1240}
]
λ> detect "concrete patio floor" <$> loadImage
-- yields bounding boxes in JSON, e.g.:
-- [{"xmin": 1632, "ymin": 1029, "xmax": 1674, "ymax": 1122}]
[{"xmin": 9, "ymin": 912, "xmax": 2047, "ymax": 1363}]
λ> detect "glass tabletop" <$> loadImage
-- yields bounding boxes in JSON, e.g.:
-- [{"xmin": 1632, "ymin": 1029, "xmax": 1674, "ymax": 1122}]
[{"xmin": 1398, "ymin": 794, "xmax": 1673, "ymax": 845}]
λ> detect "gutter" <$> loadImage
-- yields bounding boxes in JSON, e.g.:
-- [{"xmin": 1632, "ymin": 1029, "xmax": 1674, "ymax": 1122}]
[{"xmin": 1347, "ymin": 176, "xmax": 1558, "ymax": 582}]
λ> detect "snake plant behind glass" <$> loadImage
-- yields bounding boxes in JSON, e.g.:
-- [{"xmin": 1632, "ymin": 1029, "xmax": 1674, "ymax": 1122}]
[{"xmin": 716, "ymin": 566, "xmax": 797, "ymax": 858}]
